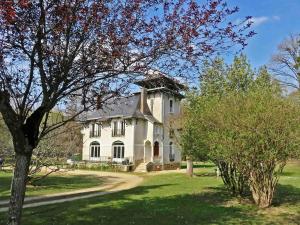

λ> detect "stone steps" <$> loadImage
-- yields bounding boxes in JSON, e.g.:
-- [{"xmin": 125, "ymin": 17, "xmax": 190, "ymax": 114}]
[{"xmin": 134, "ymin": 162, "xmax": 148, "ymax": 173}]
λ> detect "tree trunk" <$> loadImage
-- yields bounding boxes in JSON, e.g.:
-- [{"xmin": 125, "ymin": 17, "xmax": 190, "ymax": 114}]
[
  {"xmin": 7, "ymin": 152, "xmax": 31, "ymax": 225},
  {"xmin": 186, "ymin": 157, "xmax": 193, "ymax": 177},
  {"xmin": 249, "ymin": 170, "xmax": 276, "ymax": 208}
]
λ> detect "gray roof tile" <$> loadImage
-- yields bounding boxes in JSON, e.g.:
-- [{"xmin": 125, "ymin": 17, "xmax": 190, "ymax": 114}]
[{"xmin": 85, "ymin": 93, "xmax": 161, "ymax": 124}]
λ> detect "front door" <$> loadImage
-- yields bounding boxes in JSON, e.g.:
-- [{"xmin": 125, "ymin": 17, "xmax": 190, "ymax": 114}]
[{"xmin": 154, "ymin": 141, "xmax": 159, "ymax": 157}]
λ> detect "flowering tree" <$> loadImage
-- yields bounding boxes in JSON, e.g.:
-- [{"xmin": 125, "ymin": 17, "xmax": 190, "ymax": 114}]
[{"xmin": 0, "ymin": 0, "xmax": 253, "ymax": 224}]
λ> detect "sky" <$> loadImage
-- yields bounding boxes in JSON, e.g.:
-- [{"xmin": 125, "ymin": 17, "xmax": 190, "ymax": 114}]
[{"xmin": 225, "ymin": 0, "xmax": 300, "ymax": 69}]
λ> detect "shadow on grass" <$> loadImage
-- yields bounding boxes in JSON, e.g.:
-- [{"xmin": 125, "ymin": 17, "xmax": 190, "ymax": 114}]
[
  {"xmin": 273, "ymin": 184, "xmax": 300, "ymax": 206},
  {"xmin": 0, "ymin": 173, "xmax": 107, "ymax": 200},
  {"xmin": 194, "ymin": 172, "xmax": 217, "ymax": 177},
  {"xmin": 10, "ymin": 184, "xmax": 262, "ymax": 225},
  {"xmin": 0, "ymin": 172, "xmax": 12, "ymax": 199}
]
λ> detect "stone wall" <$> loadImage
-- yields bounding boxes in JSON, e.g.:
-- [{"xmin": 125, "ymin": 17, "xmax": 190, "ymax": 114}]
[{"xmin": 163, "ymin": 162, "xmax": 181, "ymax": 170}]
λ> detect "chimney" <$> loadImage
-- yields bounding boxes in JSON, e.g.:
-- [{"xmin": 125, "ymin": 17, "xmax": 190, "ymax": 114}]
[{"xmin": 140, "ymin": 87, "xmax": 148, "ymax": 114}]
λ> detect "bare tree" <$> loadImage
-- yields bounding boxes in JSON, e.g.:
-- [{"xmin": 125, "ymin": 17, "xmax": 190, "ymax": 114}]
[
  {"xmin": 27, "ymin": 120, "xmax": 82, "ymax": 185},
  {"xmin": 0, "ymin": 0, "xmax": 253, "ymax": 224},
  {"xmin": 269, "ymin": 34, "xmax": 300, "ymax": 90}
]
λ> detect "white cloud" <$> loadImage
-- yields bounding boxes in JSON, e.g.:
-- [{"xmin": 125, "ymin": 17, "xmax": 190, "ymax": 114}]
[
  {"xmin": 236, "ymin": 16, "xmax": 281, "ymax": 28},
  {"xmin": 250, "ymin": 16, "xmax": 269, "ymax": 27}
]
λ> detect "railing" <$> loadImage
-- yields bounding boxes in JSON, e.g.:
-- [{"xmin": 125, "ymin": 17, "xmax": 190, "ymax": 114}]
[
  {"xmin": 112, "ymin": 128, "xmax": 125, "ymax": 137},
  {"xmin": 89, "ymin": 156, "xmax": 133, "ymax": 165}
]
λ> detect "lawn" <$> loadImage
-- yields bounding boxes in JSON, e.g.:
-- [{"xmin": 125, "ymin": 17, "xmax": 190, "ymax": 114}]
[
  {"xmin": 0, "ymin": 171, "xmax": 105, "ymax": 200},
  {"xmin": 0, "ymin": 162, "xmax": 299, "ymax": 225}
]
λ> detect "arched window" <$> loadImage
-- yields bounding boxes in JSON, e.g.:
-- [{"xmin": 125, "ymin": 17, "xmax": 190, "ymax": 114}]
[
  {"xmin": 112, "ymin": 141, "xmax": 125, "ymax": 158},
  {"xmin": 90, "ymin": 141, "xmax": 100, "ymax": 160},
  {"xmin": 169, "ymin": 142, "xmax": 175, "ymax": 162}
]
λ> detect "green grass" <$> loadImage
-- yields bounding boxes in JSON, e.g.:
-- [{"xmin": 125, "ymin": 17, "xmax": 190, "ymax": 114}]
[
  {"xmin": 0, "ymin": 171, "xmax": 105, "ymax": 200},
  {"xmin": 0, "ymin": 162, "xmax": 300, "ymax": 225}
]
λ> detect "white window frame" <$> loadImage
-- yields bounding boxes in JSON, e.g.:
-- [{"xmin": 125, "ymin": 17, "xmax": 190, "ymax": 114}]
[
  {"xmin": 90, "ymin": 123, "xmax": 100, "ymax": 137},
  {"xmin": 112, "ymin": 120, "xmax": 125, "ymax": 136},
  {"xmin": 90, "ymin": 142, "xmax": 100, "ymax": 161},
  {"xmin": 112, "ymin": 142, "xmax": 125, "ymax": 159}
]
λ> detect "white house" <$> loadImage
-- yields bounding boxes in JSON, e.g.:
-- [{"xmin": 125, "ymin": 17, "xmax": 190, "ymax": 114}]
[{"xmin": 81, "ymin": 71, "xmax": 185, "ymax": 171}]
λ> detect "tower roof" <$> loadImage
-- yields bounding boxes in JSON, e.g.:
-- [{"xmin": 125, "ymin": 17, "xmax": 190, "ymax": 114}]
[{"xmin": 134, "ymin": 70, "xmax": 186, "ymax": 91}]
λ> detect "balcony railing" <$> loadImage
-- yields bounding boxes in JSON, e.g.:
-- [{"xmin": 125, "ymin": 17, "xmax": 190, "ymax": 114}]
[
  {"xmin": 88, "ymin": 156, "xmax": 133, "ymax": 165},
  {"xmin": 112, "ymin": 128, "xmax": 125, "ymax": 137}
]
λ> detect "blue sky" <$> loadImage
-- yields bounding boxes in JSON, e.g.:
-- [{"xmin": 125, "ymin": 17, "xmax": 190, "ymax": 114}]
[{"xmin": 226, "ymin": 0, "xmax": 300, "ymax": 69}]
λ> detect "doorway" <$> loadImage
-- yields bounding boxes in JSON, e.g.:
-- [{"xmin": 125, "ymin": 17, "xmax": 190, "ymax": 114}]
[{"xmin": 154, "ymin": 141, "xmax": 159, "ymax": 157}]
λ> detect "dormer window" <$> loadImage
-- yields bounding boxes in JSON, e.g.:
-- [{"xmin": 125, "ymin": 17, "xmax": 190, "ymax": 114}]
[
  {"xmin": 169, "ymin": 99, "xmax": 174, "ymax": 113},
  {"xmin": 90, "ymin": 123, "xmax": 100, "ymax": 137}
]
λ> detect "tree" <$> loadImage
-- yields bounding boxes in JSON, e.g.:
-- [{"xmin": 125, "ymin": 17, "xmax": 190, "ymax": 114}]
[
  {"xmin": 168, "ymin": 95, "xmax": 210, "ymax": 177},
  {"xmin": 199, "ymin": 55, "xmax": 255, "ymax": 196},
  {"xmin": 212, "ymin": 87, "xmax": 299, "ymax": 208},
  {"xmin": 182, "ymin": 56, "xmax": 300, "ymax": 207},
  {"xmin": 1, "ymin": 111, "xmax": 81, "ymax": 184},
  {"xmin": 269, "ymin": 34, "xmax": 300, "ymax": 90},
  {"xmin": 27, "ymin": 120, "xmax": 82, "ymax": 185},
  {"xmin": 0, "ymin": 1, "xmax": 253, "ymax": 223}
]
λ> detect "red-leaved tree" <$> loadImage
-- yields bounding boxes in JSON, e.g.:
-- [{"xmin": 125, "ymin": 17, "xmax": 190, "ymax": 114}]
[{"xmin": 0, "ymin": 0, "xmax": 253, "ymax": 224}]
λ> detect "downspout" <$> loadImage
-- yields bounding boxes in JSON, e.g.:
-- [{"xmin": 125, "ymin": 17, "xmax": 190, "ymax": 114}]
[
  {"xmin": 132, "ymin": 118, "xmax": 136, "ymax": 165},
  {"xmin": 161, "ymin": 92, "xmax": 165, "ymax": 169}
]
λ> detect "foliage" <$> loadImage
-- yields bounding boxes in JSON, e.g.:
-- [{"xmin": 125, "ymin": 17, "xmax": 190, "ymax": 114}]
[
  {"xmin": 182, "ymin": 55, "xmax": 300, "ymax": 207},
  {"xmin": 170, "ymin": 99, "xmax": 209, "ymax": 162}
]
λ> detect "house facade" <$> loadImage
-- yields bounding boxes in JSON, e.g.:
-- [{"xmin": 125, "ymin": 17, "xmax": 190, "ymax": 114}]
[{"xmin": 81, "ymin": 71, "xmax": 185, "ymax": 171}]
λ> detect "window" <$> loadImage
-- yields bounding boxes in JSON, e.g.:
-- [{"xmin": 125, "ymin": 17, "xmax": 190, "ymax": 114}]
[
  {"xmin": 150, "ymin": 99, "xmax": 154, "ymax": 112},
  {"xmin": 112, "ymin": 120, "xmax": 125, "ymax": 136},
  {"xmin": 155, "ymin": 126, "xmax": 160, "ymax": 135},
  {"xmin": 169, "ymin": 142, "xmax": 175, "ymax": 162},
  {"xmin": 90, "ymin": 123, "xmax": 100, "ymax": 137},
  {"xmin": 169, "ymin": 128, "xmax": 174, "ymax": 138},
  {"xmin": 113, "ymin": 141, "xmax": 125, "ymax": 158},
  {"xmin": 90, "ymin": 141, "xmax": 100, "ymax": 159},
  {"xmin": 169, "ymin": 100, "xmax": 173, "ymax": 113}
]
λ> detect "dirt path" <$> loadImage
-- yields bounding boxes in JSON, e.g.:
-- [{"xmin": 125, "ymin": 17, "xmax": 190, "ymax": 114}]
[{"xmin": 0, "ymin": 170, "xmax": 143, "ymax": 212}]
